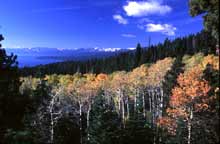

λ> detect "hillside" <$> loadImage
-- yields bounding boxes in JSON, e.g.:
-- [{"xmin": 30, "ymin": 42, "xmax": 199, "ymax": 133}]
[{"xmin": 15, "ymin": 54, "xmax": 219, "ymax": 144}]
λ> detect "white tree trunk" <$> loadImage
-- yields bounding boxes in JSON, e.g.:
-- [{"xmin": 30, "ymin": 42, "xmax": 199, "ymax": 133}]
[
  {"xmin": 156, "ymin": 90, "xmax": 159, "ymax": 118},
  {"xmin": 126, "ymin": 96, "xmax": 130, "ymax": 120},
  {"xmin": 160, "ymin": 88, "xmax": 164, "ymax": 117},
  {"xmin": 187, "ymin": 108, "xmax": 193, "ymax": 144},
  {"xmin": 149, "ymin": 90, "xmax": 151, "ymax": 113},
  {"xmin": 79, "ymin": 101, "xmax": 83, "ymax": 144},
  {"xmin": 118, "ymin": 89, "xmax": 121, "ymax": 115},
  {"xmin": 142, "ymin": 91, "xmax": 146, "ymax": 118},
  {"xmin": 121, "ymin": 93, "xmax": 125, "ymax": 127},
  {"xmin": 48, "ymin": 87, "xmax": 62, "ymax": 144},
  {"xmin": 87, "ymin": 103, "xmax": 91, "ymax": 141},
  {"xmin": 134, "ymin": 89, "xmax": 137, "ymax": 112},
  {"xmin": 49, "ymin": 95, "xmax": 55, "ymax": 144},
  {"xmin": 152, "ymin": 90, "xmax": 155, "ymax": 124}
]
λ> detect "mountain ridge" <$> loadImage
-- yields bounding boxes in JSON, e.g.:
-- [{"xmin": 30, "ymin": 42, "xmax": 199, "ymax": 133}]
[{"xmin": 4, "ymin": 47, "xmax": 133, "ymax": 67}]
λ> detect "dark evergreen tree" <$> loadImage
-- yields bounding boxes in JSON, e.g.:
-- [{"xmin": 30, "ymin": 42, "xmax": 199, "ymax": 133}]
[
  {"xmin": 189, "ymin": 0, "xmax": 219, "ymax": 43},
  {"xmin": 54, "ymin": 117, "xmax": 80, "ymax": 144},
  {"xmin": 0, "ymin": 34, "xmax": 29, "ymax": 142},
  {"xmin": 162, "ymin": 56, "xmax": 184, "ymax": 113},
  {"xmin": 119, "ymin": 115, "xmax": 154, "ymax": 144},
  {"xmin": 88, "ymin": 90, "xmax": 121, "ymax": 144},
  {"xmin": 134, "ymin": 43, "xmax": 142, "ymax": 67}
]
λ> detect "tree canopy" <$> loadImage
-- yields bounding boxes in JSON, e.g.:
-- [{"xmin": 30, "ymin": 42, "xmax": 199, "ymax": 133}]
[{"xmin": 189, "ymin": 0, "xmax": 219, "ymax": 43}]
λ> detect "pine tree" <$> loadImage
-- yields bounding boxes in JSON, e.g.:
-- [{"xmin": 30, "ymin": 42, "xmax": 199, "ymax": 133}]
[
  {"xmin": 120, "ymin": 109, "xmax": 154, "ymax": 144},
  {"xmin": 88, "ymin": 90, "xmax": 120, "ymax": 144},
  {"xmin": 0, "ymin": 34, "xmax": 28, "ymax": 142},
  {"xmin": 162, "ymin": 56, "xmax": 184, "ymax": 113},
  {"xmin": 134, "ymin": 43, "xmax": 142, "ymax": 67},
  {"xmin": 189, "ymin": 0, "xmax": 219, "ymax": 43}
]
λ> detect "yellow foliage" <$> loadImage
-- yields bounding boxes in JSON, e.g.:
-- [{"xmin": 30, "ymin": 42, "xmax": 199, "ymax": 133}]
[
  {"xmin": 201, "ymin": 54, "xmax": 219, "ymax": 70},
  {"xmin": 146, "ymin": 57, "xmax": 174, "ymax": 86}
]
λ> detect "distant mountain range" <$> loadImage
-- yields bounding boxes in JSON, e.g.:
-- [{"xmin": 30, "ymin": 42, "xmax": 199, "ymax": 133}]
[{"xmin": 5, "ymin": 47, "xmax": 135, "ymax": 67}]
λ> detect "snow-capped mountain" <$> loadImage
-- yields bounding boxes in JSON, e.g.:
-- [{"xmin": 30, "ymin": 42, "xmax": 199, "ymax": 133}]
[{"xmin": 4, "ymin": 47, "xmax": 134, "ymax": 67}]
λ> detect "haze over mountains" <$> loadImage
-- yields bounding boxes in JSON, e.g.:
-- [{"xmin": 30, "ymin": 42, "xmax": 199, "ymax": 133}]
[{"xmin": 5, "ymin": 47, "xmax": 134, "ymax": 67}]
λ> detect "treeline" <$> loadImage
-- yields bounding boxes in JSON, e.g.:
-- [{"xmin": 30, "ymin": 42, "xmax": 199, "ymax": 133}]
[
  {"xmin": 20, "ymin": 30, "xmax": 216, "ymax": 77},
  {"xmin": 16, "ymin": 57, "xmax": 174, "ymax": 143},
  {"xmin": 4, "ymin": 54, "xmax": 218, "ymax": 144}
]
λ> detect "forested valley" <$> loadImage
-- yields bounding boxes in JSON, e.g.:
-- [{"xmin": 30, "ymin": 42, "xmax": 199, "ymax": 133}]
[{"xmin": 0, "ymin": 0, "xmax": 219, "ymax": 143}]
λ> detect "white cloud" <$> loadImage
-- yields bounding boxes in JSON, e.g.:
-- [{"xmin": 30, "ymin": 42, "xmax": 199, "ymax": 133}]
[
  {"xmin": 123, "ymin": 1, "xmax": 172, "ymax": 17},
  {"xmin": 121, "ymin": 34, "xmax": 136, "ymax": 38},
  {"xmin": 113, "ymin": 14, "xmax": 128, "ymax": 25},
  {"xmin": 145, "ymin": 23, "xmax": 177, "ymax": 36}
]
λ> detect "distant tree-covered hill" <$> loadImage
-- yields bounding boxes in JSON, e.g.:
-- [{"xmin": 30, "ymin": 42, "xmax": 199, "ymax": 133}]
[
  {"xmin": 20, "ymin": 30, "xmax": 216, "ymax": 77},
  {"xmin": 6, "ymin": 47, "xmax": 132, "ymax": 67}
]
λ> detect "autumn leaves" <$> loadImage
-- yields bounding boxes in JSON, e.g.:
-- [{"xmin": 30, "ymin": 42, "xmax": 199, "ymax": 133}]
[
  {"xmin": 158, "ymin": 54, "xmax": 219, "ymax": 143},
  {"xmin": 19, "ymin": 53, "xmax": 219, "ymax": 143}
]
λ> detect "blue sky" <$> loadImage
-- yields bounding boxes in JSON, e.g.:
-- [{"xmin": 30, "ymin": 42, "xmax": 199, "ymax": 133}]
[{"xmin": 0, "ymin": 0, "xmax": 204, "ymax": 49}]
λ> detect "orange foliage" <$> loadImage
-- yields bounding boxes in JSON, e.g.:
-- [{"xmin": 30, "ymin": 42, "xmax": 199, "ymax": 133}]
[
  {"xmin": 170, "ymin": 66, "xmax": 211, "ymax": 109},
  {"xmin": 194, "ymin": 103, "xmax": 209, "ymax": 112},
  {"xmin": 96, "ymin": 73, "xmax": 108, "ymax": 82},
  {"xmin": 163, "ymin": 62, "xmax": 212, "ymax": 135},
  {"xmin": 157, "ymin": 116, "xmax": 177, "ymax": 136},
  {"xmin": 166, "ymin": 108, "xmax": 188, "ymax": 119}
]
